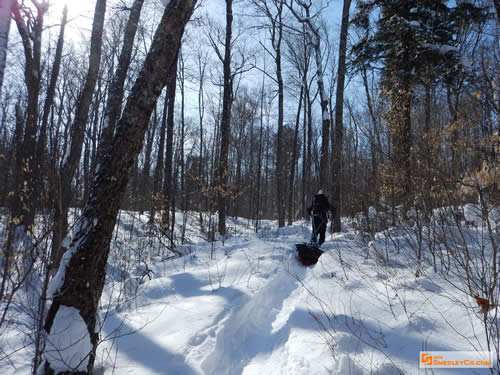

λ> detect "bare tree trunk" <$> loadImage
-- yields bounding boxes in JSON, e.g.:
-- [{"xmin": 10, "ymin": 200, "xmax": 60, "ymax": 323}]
[
  {"xmin": 98, "ymin": 0, "xmax": 145, "ymax": 157},
  {"xmin": 11, "ymin": 0, "xmax": 47, "ymax": 231},
  {"xmin": 331, "ymin": 0, "xmax": 351, "ymax": 232},
  {"xmin": 288, "ymin": 85, "xmax": 303, "ymax": 225},
  {"xmin": 197, "ymin": 51, "xmax": 207, "ymax": 225},
  {"xmin": 151, "ymin": 94, "xmax": 167, "ymax": 223},
  {"xmin": 34, "ymin": 6, "xmax": 67, "ymax": 211},
  {"xmin": 0, "ymin": 103, "xmax": 23, "ymax": 302},
  {"xmin": 161, "ymin": 50, "xmax": 179, "ymax": 229},
  {"xmin": 255, "ymin": 73, "xmax": 265, "ymax": 231},
  {"xmin": 0, "ymin": 0, "xmax": 14, "ymax": 97},
  {"xmin": 306, "ymin": 85, "xmax": 313, "ymax": 201},
  {"xmin": 275, "ymin": 0, "xmax": 285, "ymax": 227},
  {"xmin": 142, "ymin": 111, "xmax": 156, "ymax": 214},
  {"xmin": 216, "ymin": 0, "xmax": 234, "ymax": 236},
  {"xmin": 301, "ymin": 89, "xmax": 307, "ymax": 216},
  {"xmin": 41, "ymin": 2, "xmax": 197, "ymax": 373},
  {"xmin": 51, "ymin": 0, "xmax": 107, "ymax": 272},
  {"xmin": 493, "ymin": 0, "xmax": 500, "ymax": 25},
  {"xmin": 179, "ymin": 51, "xmax": 187, "ymax": 242},
  {"xmin": 0, "ymin": 94, "xmax": 12, "ymax": 206},
  {"xmin": 3, "ymin": 4, "xmax": 46, "ymax": 295}
]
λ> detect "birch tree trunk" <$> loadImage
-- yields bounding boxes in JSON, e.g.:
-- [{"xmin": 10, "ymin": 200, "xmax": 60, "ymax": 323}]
[
  {"xmin": 42, "ymin": 1, "xmax": 198, "ymax": 373},
  {"xmin": 288, "ymin": 0, "xmax": 330, "ymax": 190}
]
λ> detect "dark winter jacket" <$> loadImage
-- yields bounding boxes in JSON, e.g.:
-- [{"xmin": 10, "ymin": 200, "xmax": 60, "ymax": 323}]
[{"xmin": 307, "ymin": 193, "xmax": 335, "ymax": 220}]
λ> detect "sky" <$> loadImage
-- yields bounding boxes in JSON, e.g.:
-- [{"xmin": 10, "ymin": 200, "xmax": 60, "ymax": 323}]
[{"xmin": 34, "ymin": 0, "xmax": 353, "ymax": 136}]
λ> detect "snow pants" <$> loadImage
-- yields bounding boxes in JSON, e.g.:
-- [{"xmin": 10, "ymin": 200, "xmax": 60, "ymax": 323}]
[{"xmin": 311, "ymin": 214, "xmax": 327, "ymax": 246}]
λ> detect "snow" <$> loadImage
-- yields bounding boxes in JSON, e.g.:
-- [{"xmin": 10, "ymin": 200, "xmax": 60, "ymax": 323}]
[
  {"xmin": 422, "ymin": 43, "xmax": 458, "ymax": 55},
  {"xmin": 44, "ymin": 305, "xmax": 92, "ymax": 373},
  {"xmin": 2, "ymin": 211, "xmax": 497, "ymax": 374},
  {"xmin": 47, "ymin": 217, "xmax": 96, "ymax": 298},
  {"xmin": 91, "ymin": 214, "xmax": 495, "ymax": 374},
  {"xmin": 47, "ymin": 236, "xmax": 75, "ymax": 298}
]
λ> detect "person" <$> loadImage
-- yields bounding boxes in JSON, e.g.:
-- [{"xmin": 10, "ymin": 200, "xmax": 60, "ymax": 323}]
[{"xmin": 307, "ymin": 189, "xmax": 335, "ymax": 246}]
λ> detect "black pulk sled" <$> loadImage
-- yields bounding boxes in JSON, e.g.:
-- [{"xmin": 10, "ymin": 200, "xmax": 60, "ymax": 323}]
[{"xmin": 295, "ymin": 243, "xmax": 324, "ymax": 266}]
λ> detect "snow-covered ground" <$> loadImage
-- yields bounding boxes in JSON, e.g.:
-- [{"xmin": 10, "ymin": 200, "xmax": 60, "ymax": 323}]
[{"xmin": 2, "ymin": 210, "xmax": 497, "ymax": 374}]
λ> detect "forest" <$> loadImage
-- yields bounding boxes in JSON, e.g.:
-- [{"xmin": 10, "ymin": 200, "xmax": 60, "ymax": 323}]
[{"xmin": 0, "ymin": 0, "xmax": 499, "ymax": 374}]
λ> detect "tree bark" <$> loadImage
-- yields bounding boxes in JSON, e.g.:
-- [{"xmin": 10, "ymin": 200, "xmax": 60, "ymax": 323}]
[
  {"xmin": 216, "ymin": 0, "xmax": 233, "ymax": 236},
  {"xmin": 34, "ymin": 5, "xmax": 67, "ymax": 211},
  {"xmin": 12, "ymin": 0, "xmax": 47, "ymax": 232},
  {"xmin": 331, "ymin": 0, "xmax": 351, "ymax": 232},
  {"xmin": 275, "ymin": 0, "xmax": 285, "ymax": 227},
  {"xmin": 97, "ymin": 0, "xmax": 144, "ymax": 159},
  {"xmin": 151, "ymin": 94, "xmax": 167, "ymax": 223},
  {"xmin": 288, "ymin": 85, "xmax": 303, "ymax": 225},
  {"xmin": 288, "ymin": 0, "xmax": 330, "ymax": 191},
  {"xmin": 0, "ymin": 0, "xmax": 14, "ymax": 97},
  {"xmin": 493, "ymin": 0, "xmax": 500, "ymax": 25},
  {"xmin": 141, "ymin": 110, "xmax": 157, "ymax": 214},
  {"xmin": 51, "ymin": 0, "xmax": 107, "ymax": 272},
  {"xmin": 161, "ymin": 50, "xmax": 179, "ymax": 230},
  {"xmin": 42, "ymin": 1, "xmax": 198, "ymax": 373}
]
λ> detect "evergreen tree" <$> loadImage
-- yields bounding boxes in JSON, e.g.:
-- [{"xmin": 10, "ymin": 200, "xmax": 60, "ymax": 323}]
[{"xmin": 351, "ymin": 0, "xmax": 486, "ymax": 210}]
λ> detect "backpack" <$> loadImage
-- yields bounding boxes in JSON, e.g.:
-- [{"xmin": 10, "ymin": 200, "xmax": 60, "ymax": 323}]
[{"xmin": 312, "ymin": 195, "xmax": 325, "ymax": 216}]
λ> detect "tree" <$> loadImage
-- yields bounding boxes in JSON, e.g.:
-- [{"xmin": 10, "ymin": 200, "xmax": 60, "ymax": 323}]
[
  {"xmin": 209, "ymin": 0, "xmax": 234, "ymax": 236},
  {"xmin": 287, "ymin": 0, "xmax": 331, "ymax": 190},
  {"xmin": 493, "ymin": 0, "xmax": 500, "ymax": 25},
  {"xmin": 331, "ymin": 0, "xmax": 351, "ymax": 232},
  {"xmin": 286, "ymin": 30, "xmax": 314, "ymax": 217},
  {"xmin": 351, "ymin": 0, "xmax": 486, "ymax": 212},
  {"xmin": 161, "ymin": 49, "xmax": 179, "ymax": 231},
  {"xmin": 0, "ymin": 0, "xmax": 14, "ymax": 96},
  {"xmin": 41, "ymin": 1, "xmax": 198, "ymax": 373},
  {"xmin": 11, "ymin": 0, "xmax": 48, "ymax": 232},
  {"xmin": 252, "ymin": 0, "xmax": 287, "ymax": 227},
  {"xmin": 33, "ymin": 5, "xmax": 67, "ymax": 217},
  {"xmin": 97, "ymin": 0, "xmax": 145, "ymax": 160},
  {"xmin": 51, "ymin": 0, "xmax": 107, "ymax": 272}
]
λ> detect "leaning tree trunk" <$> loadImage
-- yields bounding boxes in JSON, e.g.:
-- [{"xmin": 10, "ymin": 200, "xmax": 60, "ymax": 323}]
[
  {"xmin": 97, "ymin": 0, "xmax": 144, "ymax": 158},
  {"xmin": 331, "ymin": 0, "xmax": 351, "ymax": 232},
  {"xmin": 51, "ymin": 0, "xmax": 107, "ymax": 273},
  {"xmin": 41, "ymin": 1, "xmax": 198, "ymax": 374}
]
